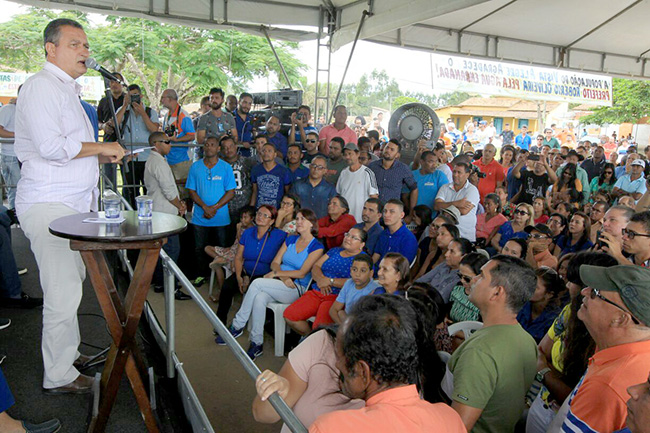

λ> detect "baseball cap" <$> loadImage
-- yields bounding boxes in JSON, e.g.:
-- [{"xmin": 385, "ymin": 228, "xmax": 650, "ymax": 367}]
[
  {"xmin": 579, "ymin": 264, "xmax": 650, "ymax": 326},
  {"xmin": 525, "ymin": 223, "xmax": 553, "ymax": 238},
  {"xmin": 631, "ymin": 159, "xmax": 646, "ymax": 168},
  {"xmin": 440, "ymin": 205, "xmax": 460, "ymax": 225},
  {"xmin": 343, "ymin": 142, "xmax": 359, "ymax": 152}
]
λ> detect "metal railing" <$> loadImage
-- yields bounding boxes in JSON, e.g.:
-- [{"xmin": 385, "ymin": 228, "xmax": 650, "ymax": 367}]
[{"xmin": 102, "ymin": 175, "xmax": 307, "ymax": 433}]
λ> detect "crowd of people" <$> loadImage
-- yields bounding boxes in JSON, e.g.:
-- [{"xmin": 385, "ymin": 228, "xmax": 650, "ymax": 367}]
[{"xmin": 0, "ymin": 17, "xmax": 650, "ymax": 433}]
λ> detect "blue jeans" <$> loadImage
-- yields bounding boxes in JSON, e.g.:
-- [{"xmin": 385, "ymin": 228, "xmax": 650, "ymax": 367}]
[
  {"xmin": 0, "ymin": 206, "xmax": 21, "ymax": 299},
  {"xmin": 153, "ymin": 234, "xmax": 180, "ymax": 286},
  {"xmin": 194, "ymin": 225, "xmax": 228, "ymax": 278},
  {"xmin": 0, "ymin": 367, "xmax": 15, "ymax": 413},
  {"xmin": 0, "ymin": 155, "xmax": 20, "ymax": 209}
]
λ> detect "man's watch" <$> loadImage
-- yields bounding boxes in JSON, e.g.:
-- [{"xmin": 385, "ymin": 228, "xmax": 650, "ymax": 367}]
[
  {"xmin": 329, "ymin": 277, "xmax": 334, "ymax": 285},
  {"xmin": 536, "ymin": 367, "xmax": 551, "ymax": 383}
]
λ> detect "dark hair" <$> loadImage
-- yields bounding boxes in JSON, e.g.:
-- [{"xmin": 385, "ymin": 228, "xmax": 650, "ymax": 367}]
[
  {"xmin": 127, "ymin": 84, "xmax": 141, "ymax": 93},
  {"xmin": 219, "ymin": 135, "xmax": 234, "ymax": 146},
  {"xmin": 343, "ymin": 295, "xmax": 430, "ymax": 393},
  {"xmin": 330, "ymin": 137, "xmax": 345, "ymax": 149},
  {"xmin": 562, "ymin": 252, "xmax": 618, "ymax": 387},
  {"xmin": 630, "ymin": 210, "xmax": 650, "ymax": 234},
  {"xmin": 534, "ymin": 267, "xmax": 566, "ymax": 310},
  {"xmin": 209, "ymin": 87, "xmax": 225, "ymax": 97},
  {"xmin": 489, "ymin": 255, "xmax": 536, "ymax": 313},
  {"xmin": 549, "ymin": 212, "xmax": 568, "ymax": 232},
  {"xmin": 297, "ymin": 208, "xmax": 319, "ymax": 237},
  {"xmin": 499, "ymin": 145, "xmax": 517, "ymax": 166},
  {"xmin": 386, "ymin": 138, "xmax": 402, "ymax": 153},
  {"xmin": 200, "ymin": 95, "xmax": 210, "ymax": 106},
  {"xmin": 148, "ymin": 131, "xmax": 167, "ymax": 146},
  {"xmin": 239, "ymin": 92, "xmax": 252, "ymax": 100},
  {"xmin": 365, "ymin": 197, "xmax": 383, "ymax": 213},
  {"xmin": 454, "ymin": 161, "xmax": 471, "ymax": 173},
  {"xmin": 257, "ymin": 204, "xmax": 278, "ymax": 223},
  {"xmin": 505, "ymin": 238, "xmax": 528, "ymax": 260},
  {"xmin": 331, "ymin": 195, "xmax": 350, "ymax": 214},
  {"xmin": 433, "ymin": 213, "xmax": 455, "ymax": 226},
  {"xmin": 358, "ymin": 136, "xmax": 371, "ymax": 149},
  {"xmin": 287, "ymin": 143, "xmax": 302, "ymax": 152},
  {"xmin": 598, "ymin": 162, "xmax": 617, "ymax": 186},
  {"xmin": 450, "ymin": 238, "xmax": 475, "ymax": 256},
  {"xmin": 403, "ymin": 283, "xmax": 448, "ymax": 403},
  {"xmin": 385, "ymin": 198, "xmax": 405, "ymax": 212},
  {"xmin": 485, "ymin": 193, "xmax": 501, "ymax": 212},
  {"xmin": 350, "ymin": 227, "xmax": 368, "ymax": 244},
  {"xmin": 557, "ymin": 163, "xmax": 579, "ymax": 195},
  {"xmin": 557, "ymin": 201, "xmax": 576, "ymax": 216},
  {"xmin": 439, "ymin": 223, "xmax": 460, "ymax": 241},
  {"xmin": 239, "ymin": 205, "xmax": 256, "ymax": 220},
  {"xmin": 43, "ymin": 18, "xmax": 84, "ymax": 57},
  {"xmin": 382, "ymin": 252, "xmax": 410, "ymax": 291},
  {"xmin": 282, "ymin": 192, "xmax": 301, "ymax": 219},
  {"xmin": 254, "ymin": 134, "xmax": 268, "ymax": 144},
  {"xmin": 352, "ymin": 253, "xmax": 373, "ymax": 269},
  {"xmin": 459, "ymin": 252, "xmax": 489, "ymax": 275},
  {"xmin": 296, "ymin": 104, "xmax": 311, "ymax": 114},
  {"xmin": 568, "ymin": 211, "xmax": 591, "ymax": 247},
  {"xmin": 367, "ymin": 130, "xmax": 380, "ymax": 141},
  {"xmin": 421, "ymin": 151, "xmax": 435, "ymax": 161},
  {"xmin": 595, "ymin": 189, "xmax": 613, "ymax": 205},
  {"xmin": 413, "ymin": 205, "xmax": 433, "ymax": 240}
]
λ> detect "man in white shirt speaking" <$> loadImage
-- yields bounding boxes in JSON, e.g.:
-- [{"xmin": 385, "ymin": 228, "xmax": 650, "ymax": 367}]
[{"xmin": 15, "ymin": 18, "xmax": 125, "ymax": 394}]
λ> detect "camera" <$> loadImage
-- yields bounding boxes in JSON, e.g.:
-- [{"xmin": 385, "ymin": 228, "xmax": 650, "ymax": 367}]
[
  {"xmin": 528, "ymin": 154, "xmax": 540, "ymax": 161},
  {"xmin": 164, "ymin": 124, "xmax": 176, "ymax": 137},
  {"xmin": 296, "ymin": 112, "xmax": 303, "ymax": 121},
  {"xmin": 130, "ymin": 94, "xmax": 141, "ymax": 105},
  {"xmin": 472, "ymin": 165, "xmax": 486, "ymax": 179}
]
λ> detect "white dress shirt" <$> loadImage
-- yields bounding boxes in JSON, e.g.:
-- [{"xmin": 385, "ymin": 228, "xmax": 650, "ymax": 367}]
[
  {"xmin": 15, "ymin": 62, "xmax": 98, "ymax": 216},
  {"xmin": 435, "ymin": 180, "xmax": 480, "ymax": 241}
]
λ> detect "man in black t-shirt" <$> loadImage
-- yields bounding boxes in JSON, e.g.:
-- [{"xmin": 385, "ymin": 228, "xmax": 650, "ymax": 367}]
[{"xmin": 512, "ymin": 154, "xmax": 558, "ymax": 204}]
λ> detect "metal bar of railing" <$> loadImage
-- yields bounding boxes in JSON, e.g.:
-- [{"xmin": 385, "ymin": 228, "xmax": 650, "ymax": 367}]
[{"xmin": 102, "ymin": 175, "xmax": 308, "ymax": 433}]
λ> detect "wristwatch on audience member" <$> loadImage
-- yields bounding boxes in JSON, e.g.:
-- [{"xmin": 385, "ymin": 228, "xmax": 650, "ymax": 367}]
[
  {"xmin": 536, "ymin": 367, "xmax": 551, "ymax": 383},
  {"xmin": 329, "ymin": 277, "xmax": 334, "ymax": 285}
]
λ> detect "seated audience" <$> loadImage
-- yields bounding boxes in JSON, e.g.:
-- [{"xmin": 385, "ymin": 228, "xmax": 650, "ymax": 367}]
[
  {"xmin": 527, "ymin": 252, "xmax": 618, "ymax": 433},
  {"xmin": 376, "ymin": 252, "xmax": 410, "ymax": 295},
  {"xmin": 251, "ymin": 142, "xmax": 291, "ymax": 209},
  {"xmin": 317, "ymin": 195, "xmax": 357, "ymax": 250},
  {"xmin": 353, "ymin": 198, "xmax": 383, "ymax": 256},
  {"xmin": 329, "ymin": 254, "xmax": 382, "ymax": 323},
  {"xmin": 284, "ymin": 227, "xmax": 366, "ymax": 334},
  {"xmin": 416, "ymin": 238, "xmax": 474, "ymax": 303},
  {"xmin": 415, "ymin": 221, "xmax": 459, "ymax": 280},
  {"xmin": 501, "ymin": 238, "xmax": 528, "ymax": 260},
  {"xmin": 595, "ymin": 204, "xmax": 635, "ymax": 254},
  {"xmin": 449, "ymin": 255, "xmax": 537, "ymax": 433},
  {"xmin": 490, "ymin": 203, "xmax": 534, "ymax": 254},
  {"xmin": 550, "ymin": 163, "xmax": 582, "ymax": 209},
  {"xmin": 435, "ymin": 162, "xmax": 480, "ymax": 241},
  {"xmin": 589, "ymin": 162, "xmax": 616, "ymax": 197},
  {"xmin": 291, "ymin": 155, "xmax": 336, "ymax": 219},
  {"xmin": 448, "ymin": 252, "xmax": 488, "ymax": 323},
  {"xmin": 548, "ymin": 212, "xmax": 568, "ymax": 254},
  {"xmin": 275, "ymin": 193, "xmax": 301, "ymax": 234},
  {"xmin": 216, "ymin": 205, "xmax": 287, "ymax": 325},
  {"xmin": 525, "ymin": 223, "xmax": 558, "ymax": 269},
  {"xmin": 533, "ymin": 196, "xmax": 549, "ymax": 224},
  {"xmin": 309, "ymin": 295, "xmax": 466, "ymax": 432},
  {"xmin": 612, "ymin": 159, "xmax": 647, "ymax": 202},
  {"xmin": 336, "ymin": 142, "xmax": 378, "ymax": 222},
  {"xmin": 588, "ymin": 200, "xmax": 608, "ymax": 244},
  {"xmin": 475, "ymin": 193, "xmax": 507, "ymax": 247},
  {"xmin": 621, "ymin": 372, "xmax": 650, "ymax": 433},
  {"xmin": 554, "ymin": 211, "xmax": 593, "ymax": 257},
  {"xmin": 372, "ymin": 199, "xmax": 418, "ymax": 267},
  {"xmin": 409, "ymin": 150, "xmax": 449, "ymax": 210},
  {"xmin": 559, "ymin": 265, "xmax": 650, "ymax": 432},
  {"xmin": 516, "ymin": 267, "xmax": 565, "ymax": 343},
  {"xmin": 411, "ymin": 205, "xmax": 433, "ymax": 242},
  {"xmin": 619, "ymin": 211, "xmax": 650, "ymax": 266},
  {"xmin": 496, "ymin": 185, "xmax": 516, "ymax": 218},
  {"xmin": 217, "ymin": 209, "xmax": 324, "ymax": 360}
]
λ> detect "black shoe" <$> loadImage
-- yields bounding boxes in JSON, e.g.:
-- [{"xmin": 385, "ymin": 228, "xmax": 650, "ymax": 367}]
[
  {"xmin": 1, "ymin": 292, "xmax": 43, "ymax": 309},
  {"xmin": 22, "ymin": 418, "xmax": 61, "ymax": 433},
  {"xmin": 7, "ymin": 208, "xmax": 18, "ymax": 226},
  {"xmin": 0, "ymin": 318, "xmax": 10, "ymax": 330},
  {"xmin": 153, "ymin": 284, "xmax": 164, "ymax": 293},
  {"xmin": 174, "ymin": 289, "xmax": 191, "ymax": 300}
]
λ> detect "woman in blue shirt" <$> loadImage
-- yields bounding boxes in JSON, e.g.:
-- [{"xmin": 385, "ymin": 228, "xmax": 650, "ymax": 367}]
[
  {"xmin": 553, "ymin": 211, "xmax": 593, "ymax": 258},
  {"xmin": 219, "ymin": 209, "xmax": 324, "ymax": 360},
  {"xmin": 517, "ymin": 267, "xmax": 566, "ymax": 343},
  {"xmin": 490, "ymin": 203, "xmax": 534, "ymax": 255},
  {"xmin": 216, "ymin": 205, "xmax": 287, "ymax": 326}
]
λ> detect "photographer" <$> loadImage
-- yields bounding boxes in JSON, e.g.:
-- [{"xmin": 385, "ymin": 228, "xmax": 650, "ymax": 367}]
[
  {"xmin": 473, "ymin": 143, "xmax": 504, "ymax": 203},
  {"xmin": 115, "ymin": 84, "xmax": 160, "ymax": 207},
  {"xmin": 288, "ymin": 105, "xmax": 318, "ymax": 147},
  {"xmin": 512, "ymin": 151, "xmax": 557, "ymax": 205}
]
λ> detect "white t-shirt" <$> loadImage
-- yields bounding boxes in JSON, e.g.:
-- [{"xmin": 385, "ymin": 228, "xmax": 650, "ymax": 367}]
[
  {"xmin": 435, "ymin": 181, "xmax": 480, "ymax": 241},
  {"xmin": 336, "ymin": 165, "xmax": 379, "ymax": 222},
  {"xmin": 436, "ymin": 163, "xmax": 453, "ymax": 184},
  {"xmin": 0, "ymin": 103, "xmax": 16, "ymax": 157}
]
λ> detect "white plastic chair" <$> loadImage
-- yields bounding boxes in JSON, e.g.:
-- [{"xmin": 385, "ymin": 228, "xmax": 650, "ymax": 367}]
[
  {"xmin": 266, "ymin": 277, "xmax": 313, "ymax": 357},
  {"xmin": 447, "ymin": 320, "xmax": 483, "ymax": 341}
]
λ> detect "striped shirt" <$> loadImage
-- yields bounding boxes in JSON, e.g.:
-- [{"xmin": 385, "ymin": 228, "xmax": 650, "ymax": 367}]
[
  {"xmin": 369, "ymin": 159, "xmax": 417, "ymax": 204},
  {"xmin": 15, "ymin": 62, "xmax": 98, "ymax": 216}
]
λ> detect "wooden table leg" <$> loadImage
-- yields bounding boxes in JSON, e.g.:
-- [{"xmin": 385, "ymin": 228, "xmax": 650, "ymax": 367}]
[{"xmin": 81, "ymin": 247, "xmax": 162, "ymax": 433}]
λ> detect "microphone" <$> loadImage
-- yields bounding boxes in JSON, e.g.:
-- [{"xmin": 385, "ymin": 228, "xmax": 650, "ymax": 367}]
[{"xmin": 85, "ymin": 58, "xmax": 123, "ymax": 84}]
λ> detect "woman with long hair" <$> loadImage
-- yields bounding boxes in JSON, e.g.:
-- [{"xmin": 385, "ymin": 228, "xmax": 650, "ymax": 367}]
[
  {"xmin": 553, "ymin": 211, "xmax": 593, "ymax": 258},
  {"xmin": 448, "ymin": 252, "xmax": 488, "ymax": 323},
  {"xmin": 377, "ymin": 252, "xmax": 410, "ymax": 295},
  {"xmin": 275, "ymin": 192, "xmax": 301, "ymax": 234},
  {"xmin": 412, "ymin": 204, "xmax": 433, "ymax": 242},
  {"xmin": 526, "ymin": 252, "xmax": 617, "ymax": 433},
  {"xmin": 475, "ymin": 193, "xmax": 507, "ymax": 247},
  {"xmin": 516, "ymin": 267, "xmax": 566, "ymax": 343},
  {"xmin": 491, "ymin": 203, "xmax": 534, "ymax": 254},
  {"xmin": 532, "ymin": 196, "xmax": 549, "ymax": 225},
  {"xmin": 416, "ymin": 238, "xmax": 475, "ymax": 303},
  {"xmin": 589, "ymin": 162, "xmax": 616, "ymax": 199},
  {"xmin": 414, "ymin": 223, "xmax": 459, "ymax": 281},
  {"xmin": 499, "ymin": 145, "xmax": 517, "ymax": 174},
  {"xmin": 551, "ymin": 163, "xmax": 582, "ymax": 208}
]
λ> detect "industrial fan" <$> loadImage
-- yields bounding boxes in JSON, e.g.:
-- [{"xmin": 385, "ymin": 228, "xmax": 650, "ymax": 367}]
[{"xmin": 388, "ymin": 103, "xmax": 441, "ymax": 150}]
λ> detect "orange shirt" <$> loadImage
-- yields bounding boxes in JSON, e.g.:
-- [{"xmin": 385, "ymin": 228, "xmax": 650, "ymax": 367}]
[
  {"xmin": 309, "ymin": 385, "xmax": 466, "ymax": 433},
  {"xmin": 534, "ymin": 249, "xmax": 558, "ymax": 270},
  {"xmin": 473, "ymin": 158, "xmax": 505, "ymax": 203}
]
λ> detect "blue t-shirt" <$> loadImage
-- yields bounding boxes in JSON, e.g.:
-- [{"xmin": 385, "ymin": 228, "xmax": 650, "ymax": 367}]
[
  {"xmin": 516, "ymin": 302, "xmax": 563, "ymax": 343},
  {"xmin": 266, "ymin": 132, "xmax": 289, "ymax": 158},
  {"xmin": 507, "ymin": 166, "xmax": 525, "ymax": 200},
  {"xmin": 186, "ymin": 159, "xmax": 236, "ymax": 227},
  {"xmin": 515, "ymin": 134, "xmax": 532, "ymax": 150},
  {"xmin": 80, "ymin": 100, "xmax": 99, "ymax": 141},
  {"xmin": 555, "ymin": 234, "xmax": 593, "ymax": 256},
  {"xmin": 289, "ymin": 164, "xmax": 310, "ymax": 184},
  {"xmin": 336, "ymin": 279, "xmax": 383, "ymax": 312},
  {"xmin": 374, "ymin": 224, "xmax": 418, "ymax": 264},
  {"xmin": 251, "ymin": 163, "xmax": 292, "ymax": 209},
  {"xmin": 293, "ymin": 125, "xmax": 319, "ymax": 144},
  {"xmin": 409, "ymin": 169, "xmax": 449, "ymax": 208},
  {"xmin": 354, "ymin": 222, "xmax": 383, "ymax": 256},
  {"xmin": 497, "ymin": 221, "xmax": 530, "ymax": 247},
  {"xmin": 281, "ymin": 235, "xmax": 324, "ymax": 288},
  {"xmin": 167, "ymin": 116, "xmax": 195, "ymax": 165},
  {"xmin": 311, "ymin": 247, "xmax": 355, "ymax": 295},
  {"xmin": 239, "ymin": 227, "xmax": 287, "ymax": 277},
  {"xmin": 614, "ymin": 174, "xmax": 647, "ymax": 196}
]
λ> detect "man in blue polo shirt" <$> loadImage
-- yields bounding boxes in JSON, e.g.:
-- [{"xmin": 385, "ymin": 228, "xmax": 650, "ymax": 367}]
[
  {"xmin": 290, "ymin": 155, "xmax": 336, "ymax": 218},
  {"xmin": 186, "ymin": 136, "xmax": 236, "ymax": 278},
  {"xmin": 409, "ymin": 150, "xmax": 449, "ymax": 209},
  {"xmin": 612, "ymin": 158, "xmax": 647, "ymax": 202},
  {"xmin": 353, "ymin": 198, "xmax": 384, "ymax": 256},
  {"xmin": 372, "ymin": 199, "xmax": 418, "ymax": 270}
]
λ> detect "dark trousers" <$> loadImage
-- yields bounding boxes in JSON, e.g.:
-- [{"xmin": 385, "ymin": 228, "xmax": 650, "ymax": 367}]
[
  {"xmin": 217, "ymin": 273, "xmax": 261, "ymax": 324},
  {"xmin": 0, "ymin": 207, "xmax": 20, "ymax": 299},
  {"xmin": 194, "ymin": 225, "xmax": 228, "ymax": 278},
  {"xmin": 152, "ymin": 234, "xmax": 180, "ymax": 287},
  {"xmin": 120, "ymin": 161, "xmax": 147, "ymax": 209}
]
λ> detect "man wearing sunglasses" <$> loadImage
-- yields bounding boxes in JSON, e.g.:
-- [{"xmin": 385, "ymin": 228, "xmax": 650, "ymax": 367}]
[
  {"xmin": 559, "ymin": 264, "xmax": 650, "ymax": 433},
  {"xmin": 524, "ymin": 223, "xmax": 557, "ymax": 270},
  {"xmin": 301, "ymin": 131, "xmax": 323, "ymax": 165}
]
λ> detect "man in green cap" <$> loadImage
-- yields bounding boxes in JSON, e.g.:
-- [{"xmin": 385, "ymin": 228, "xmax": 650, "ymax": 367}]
[{"xmin": 559, "ymin": 264, "xmax": 650, "ymax": 433}]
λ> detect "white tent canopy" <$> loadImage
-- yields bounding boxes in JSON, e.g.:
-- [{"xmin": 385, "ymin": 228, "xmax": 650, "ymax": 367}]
[{"xmin": 9, "ymin": 0, "xmax": 650, "ymax": 78}]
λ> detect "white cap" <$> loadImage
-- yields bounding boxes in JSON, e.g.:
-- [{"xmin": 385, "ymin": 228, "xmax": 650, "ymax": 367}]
[{"xmin": 631, "ymin": 159, "xmax": 646, "ymax": 168}]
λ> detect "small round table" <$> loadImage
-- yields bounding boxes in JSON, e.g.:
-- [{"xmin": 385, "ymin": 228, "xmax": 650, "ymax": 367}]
[{"xmin": 50, "ymin": 211, "xmax": 187, "ymax": 433}]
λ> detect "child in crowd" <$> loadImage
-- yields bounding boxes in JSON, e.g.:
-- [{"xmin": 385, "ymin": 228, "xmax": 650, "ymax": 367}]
[
  {"xmin": 204, "ymin": 206, "xmax": 255, "ymax": 301},
  {"xmin": 495, "ymin": 185, "xmax": 515, "ymax": 218},
  {"xmin": 329, "ymin": 254, "xmax": 382, "ymax": 324}
]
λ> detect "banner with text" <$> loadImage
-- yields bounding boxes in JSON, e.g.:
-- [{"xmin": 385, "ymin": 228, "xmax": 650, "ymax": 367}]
[
  {"xmin": 431, "ymin": 53, "xmax": 612, "ymax": 107},
  {"xmin": 0, "ymin": 71, "xmax": 105, "ymax": 101}
]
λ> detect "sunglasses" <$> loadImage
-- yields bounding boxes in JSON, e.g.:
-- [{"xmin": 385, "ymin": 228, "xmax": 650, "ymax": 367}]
[
  {"xmin": 622, "ymin": 228, "xmax": 650, "ymax": 240},
  {"xmin": 589, "ymin": 287, "xmax": 640, "ymax": 325},
  {"xmin": 514, "ymin": 209, "xmax": 529, "ymax": 216},
  {"xmin": 457, "ymin": 273, "xmax": 473, "ymax": 283},
  {"xmin": 529, "ymin": 233, "xmax": 548, "ymax": 239},
  {"xmin": 154, "ymin": 140, "xmax": 171, "ymax": 144},
  {"xmin": 305, "ymin": 139, "xmax": 318, "ymax": 143}
]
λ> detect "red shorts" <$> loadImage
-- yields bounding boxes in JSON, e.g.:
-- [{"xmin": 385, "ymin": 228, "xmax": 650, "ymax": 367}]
[{"xmin": 283, "ymin": 290, "xmax": 337, "ymax": 330}]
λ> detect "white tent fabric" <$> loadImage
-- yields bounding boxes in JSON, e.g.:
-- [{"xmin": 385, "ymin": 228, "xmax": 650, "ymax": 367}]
[{"xmin": 10, "ymin": 0, "xmax": 650, "ymax": 78}]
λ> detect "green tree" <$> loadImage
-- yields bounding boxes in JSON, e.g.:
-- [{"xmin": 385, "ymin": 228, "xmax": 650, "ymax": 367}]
[{"xmin": 581, "ymin": 78, "xmax": 650, "ymax": 125}]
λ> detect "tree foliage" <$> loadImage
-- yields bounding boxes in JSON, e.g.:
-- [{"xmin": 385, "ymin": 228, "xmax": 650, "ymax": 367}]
[{"xmin": 581, "ymin": 78, "xmax": 650, "ymax": 125}]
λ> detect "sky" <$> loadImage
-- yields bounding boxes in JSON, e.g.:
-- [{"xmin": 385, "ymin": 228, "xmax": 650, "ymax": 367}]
[{"xmin": 0, "ymin": 0, "xmax": 442, "ymax": 96}]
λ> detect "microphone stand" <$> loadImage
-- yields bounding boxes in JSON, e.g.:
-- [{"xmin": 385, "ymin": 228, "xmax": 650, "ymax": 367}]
[{"xmin": 102, "ymin": 77, "xmax": 129, "ymax": 177}]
